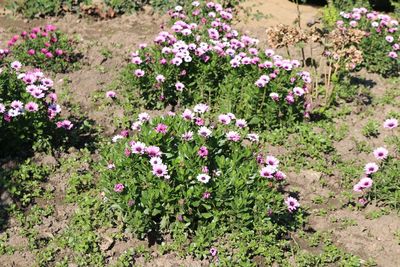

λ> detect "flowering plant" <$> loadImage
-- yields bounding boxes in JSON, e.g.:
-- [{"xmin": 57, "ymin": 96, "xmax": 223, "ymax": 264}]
[
  {"xmin": 353, "ymin": 118, "xmax": 399, "ymax": 208},
  {"xmin": 121, "ymin": 1, "xmax": 311, "ymax": 129},
  {"xmin": 4, "ymin": 24, "xmax": 81, "ymax": 73},
  {"xmin": 0, "ymin": 61, "xmax": 72, "ymax": 156},
  {"xmin": 100, "ymin": 105, "xmax": 302, "ymax": 262},
  {"xmin": 337, "ymin": 7, "xmax": 399, "ymax": 77}
]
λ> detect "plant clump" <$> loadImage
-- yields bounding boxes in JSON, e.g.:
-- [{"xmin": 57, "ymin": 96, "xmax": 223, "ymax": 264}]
[{"xmin": 99, "ymin": 105, "xmax": 303, "ymax": 264}]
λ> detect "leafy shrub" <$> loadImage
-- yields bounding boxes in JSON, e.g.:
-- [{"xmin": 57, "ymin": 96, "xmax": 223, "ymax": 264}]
[
  {"xmin": 0, "ymin": 62, "xmax": 72, "ymax": 156},
  {"xmin": 121, "ymin": 1, "xmax": 311, "ymax": 129},
  {"xmin": 5, "ymin": 25, "xmax": 81, "ymax": 73},
  {"xmin": 99, "ymin": 106, "xmax": 303, "ymax": 264},
  {"xmin": 336, "ymin": 8, "xmax": 400, "ymax": 77},
  {"xmin": 7, "ymin": 0, "xmax": 89, "ymax": 18},
  {"xmin": 353, "ymin": 118, "xmax": 399, "ymax": 209}
]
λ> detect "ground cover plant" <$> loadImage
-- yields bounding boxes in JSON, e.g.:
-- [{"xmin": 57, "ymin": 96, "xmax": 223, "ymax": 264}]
[
  {"xmin": 99, "ymin": 105, "xmax": 304, "ymax": 264},
  {"xmin": 120, "ymin": 1, "xmax": 312, "ymax": 129},
  {"xmin": 336, "ymin": 7, "xmax": 400, "ymax": 77},
  {"xmin": 1, "ymin": 0, "xmax": 400, "ymax": 266},
  {"xmin": 3, "ymin": 24, "xmax": 81, "ymax": 73},
  {"xmin": 0, "ymin": 61, "xmax": 72, "ymax": 156}
]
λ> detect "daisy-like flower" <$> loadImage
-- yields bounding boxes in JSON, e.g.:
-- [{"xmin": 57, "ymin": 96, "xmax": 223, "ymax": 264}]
[
  {"xmin": 235, "ymin": 119, "xmax": 247, "ymax": 128},
  {"xmin": 193, "ymin": 103, "xmax": 209, "ymax": 114},
  {"xmin": 155, "ymin": 123, "xmax": 168, "ymax": 134},
  {"xmin": 0, "ymin": 104, "xmax": 5, "ymax": 113},
  {"xmin": 131, "ymin": 141, "xmax": 146, "ymax": 154},
  {"xmin": 138, "ymin": 112, "xmax": 150, "ymax": 122},
  {"xmin": 285, "ymin": 197, "xmax": 300, "ymax": 212},
  {"xmin": 247, "ymin": 133, "xmax": 259, "ymax": 143},
  {"xmin": 11, "ymin": 61, "xmax": 22, "ymax": 71},
  {"xmin": 112, "ymin": 135, "xmax": 124, "ymax": 143},
  {"xmin": 364, "ymin": 162, "xmax": 379, "ymax": 175},
  {"xmin": 358, "ymin": 177, "xmax": 373, "ymax": 189},
  {"xmin": 131, "ymin": 121, "xmax": 142, "ymax": 131},
  {"xmin": 265, "ymin": 155, "xmax": 279, "ymax": 168},
  {"xmin": 156, "ymin": 74, "xmax": 165, "ymax": 83},
  {"xmin": 353, "ymin": 183, "xmax": 363, "ymax": 192},
  {"xmin": 175, "ymin": 82, "xmax": 185, "ymax": 91},
  {"xmin": 226, "ymin": 131, "xmax": 241, "ymax": 142},
  {"xmin": 270, "ymin": 92, "xmax": 279, "ymax": 101},
  {"xmin": 152, "ymin": 163, "xmax": 168, "ymax": 177},
  {"xmin": 209, "ymin": 247, "xmax": 218, "ymax": 257},
  {"xmin": 134, "ymin": 69, "xmax": 145, "ymax": 77},
  {"xmin": 56, "ymin": 120, "xmax": 73, "ymax": 130},
  {"xmin": 198, "ymin": 126, "xmax": 212, "ymax": 138},
  {"xmin": 182, "ymin": 131, "xmax": 194, "ymax": 141},
  {"xmin": 146, "ymin": 146, "xmax": 162, "ymax": 157},
  {"xmin": 197, "ymin": 173, "xmax": 211, "ymax": 183},
  {"xmin": 114, "ymin": 183, "xmax": 125, "ymax": 193},
  {"xmin": 25, "ymin": 102, "xmax": 39, "ymax": 112},
  {"xmin": 198, "ymin": 146, "xmax": 208, "ymax": 158},
  {"xmin": 293, "ymin": 87, "xmax": 305, "ymax": 97},
  {"xmin": 383, "ymin": 118, "xmax": 398, "ymax": 129},
  {"xmin": 150, "ymin": 157, "xmax": 163, "ymax": 166},
  {"xmin": 274, "ymin": 171, "xmax": 286, "ymax": 181},
  {"xmin": 373, "ymin": 147, "xmax": 388, "ymax": 160},
  {"xmin": 259, "ymin": 165, "xmax": 276, "ymax": 178},
  {"xmin": 106, "ymin": 91, "xmax": 117, "ymax": 99},
  {"xmin": 218, "ymin": 114, "xmax": 231, "ymax": 125},
  {"xmin": 182, "ymin": 109, "xmax": 194, "ymax": 120},
  {"xmin": 11, "ymin": 100, "xmax": 23, "ymax": 110}
]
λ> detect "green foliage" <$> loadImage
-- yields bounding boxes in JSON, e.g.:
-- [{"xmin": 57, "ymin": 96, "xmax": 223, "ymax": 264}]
[
  {"xmin": 7, "ymin": 0, "xmax": 90, "ymax": 18},
  {"xmin": 120, "ymin": 2, "xmax": 309, "ymax": 130},
  {"xmin": 362, "ymin": 120, "xmax": 380, "ymax": 138},
  {"xmin": 99, "ymin": 109, "xmax": 304, "ymax": 264},
  {"xmin": 0, "ymin": 65, "xmax": 67, "ymax": 157},
  {"xmin": 7, "ymin": 25, "xmax": 81, "ymax": 73},
  {"xmin": 0, "ymin": 160, "xmax": 51, "ymax": 207}
]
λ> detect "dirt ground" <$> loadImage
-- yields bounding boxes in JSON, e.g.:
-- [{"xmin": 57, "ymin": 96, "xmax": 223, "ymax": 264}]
[{"xmin": 0, "ymin": 0, "xmax": 399, "ymax": 266}]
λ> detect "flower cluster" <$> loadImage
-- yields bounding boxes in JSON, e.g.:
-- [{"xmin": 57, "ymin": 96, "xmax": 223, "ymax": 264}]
[
  {"xmin": 353, "ymin": 118, "xmax": 398, "ymax": 203},
  {"xmin": 100, "ymin": 104, "xmax": 301, "ymax": 255},
  {"xmin": 0, "ymin": 61, "xmax": 72, "ymax": 154},
  {"xmin": 337, "ymin": 7, "xmax": 399, "ymax": 76},
  {"xmin": 123, "ymin": 1, "xmax": 311, "ymax": 128},
  {"xmin": 3, "ymin": 24, "xmax": 80, "ymax": 73}
]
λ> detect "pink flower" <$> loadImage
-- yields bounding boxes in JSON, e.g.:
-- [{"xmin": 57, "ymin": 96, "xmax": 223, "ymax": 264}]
[
  {"xmin": 193, "ymin": 103, "xmax": 209, "ymax": 114},
  {"xmin": 247, "ymin": 133, "xmax": 259, "ymax": 143},
  {"xmin": 265, "ymin": 156, "xmax": 279, "ymax": 168},
  {"xmin": 155, "ymin": 123, "xmax": 168, "ymax": 134},
  {"xmin": 182, "ymin": 131, "xmax": 194, "ymax": 141},
  {"xmin": 285, "ymin": 197, "xmax": 300, "ymax": 212},
  {"xmin": 134, "ymin": 69, "xmax": 145, "ymax": 77},
  {"xmin": 210, "ymin": 247, "xmax": 218, "ymax": 257},
  {"xmin": 175, "ymin": 82, "xmax": 185, "ymax": 91},
  {"xmin": 138, "ymin": 112, "xmax": 150, "ymax": 122},
  {"xmin": 373, "ymin": 147, "xmax": 388, "ymax": 160},
  {"xmin": 25, "ymin": 102, "xmax": 39, "ymax": 112},
  {"xmin": 198, "ymin": 146, "xmax": 209, "ymax": 158},
  {"xmin": 270, "ymin": 92, "xmax": 279, "ymax": 101},
  {"xmin": 364, "ymin": 162, "xmax": 379, "ymax": 175},
  {"xmin": 383, "ymin": 118, "xmax": 398, "ymax": 129},
  {"xmin": 388, "ymin": 51, "xmax": 398, "ymax": 59},
  {"xmin": 131, "ymin": 141, "xmax": 146, "ymax": 154},
  {"xmin": 235, "ymin": 119, "xmax": 247, "ymax": 128},
  {"xmin": 359, "ymin": 177, "xmax": 373, "ymax": 189},
  {"xmin": 293, "ymin": 87, "xmax": 305, "ymax": 97},
  {"xmin": 106, "ymin": 91, "xmax": 117, "ymax": 99},
  {"xmin": 182, "ymin": 109, "xmax": 194, "ymax": 120},
  {"xmin": 198, "ymin": 126, "xmax": 212, "ymax": 138},
  {"xmin": 202, "ymin": 191, "xmax": 211, "ymax": 199},
  {"xmin": 226, "ymin": 131, "xmax": 240, "ymax": 142},
  {"xmin": 152, "ymin": 164, "xmax": 168, "ymax": 177},
  {"xmin": 218, "ymin": 114, "xmax": 231, "ymax": 125},
  {"xmin": 56, "ymin": 120, "xmax": 73, "ymax": 130},
  {"xmin": 156, "ymin": 74, "xmax": 165, "ymax": 83},
  {"xmin": 146, "ymin": 146, "xmax": 162, "ymax": 157},
  {"xmin": 114, "ymin": 183, "xmax": 124, "ymax": 193},
  {"xmin": 259, "ymin": 165, "xmax": 276, "ymax": 178}
]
